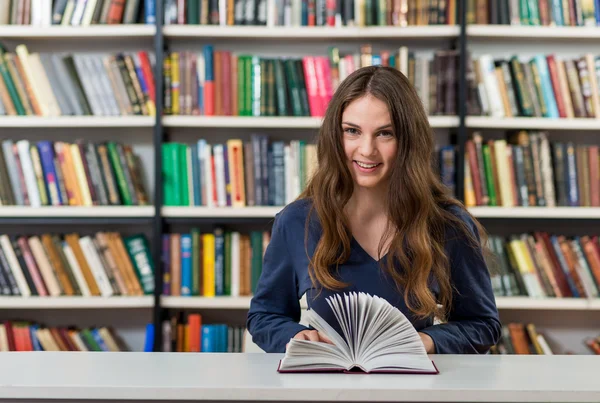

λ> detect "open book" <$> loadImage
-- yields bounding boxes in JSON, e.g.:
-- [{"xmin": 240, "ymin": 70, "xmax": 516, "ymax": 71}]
[{"xmin": 277, "ymin": 292, "xmax": 438, "ymax": 374}]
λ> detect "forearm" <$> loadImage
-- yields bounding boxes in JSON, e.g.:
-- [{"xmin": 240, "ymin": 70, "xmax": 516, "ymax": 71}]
[
  {"xmin": 246, "ymin": 311, "xmax": 308, "ymax": 353},
  {"xmin": 419, "ymin": 317, "xmax": 502, "ymax": 354}
]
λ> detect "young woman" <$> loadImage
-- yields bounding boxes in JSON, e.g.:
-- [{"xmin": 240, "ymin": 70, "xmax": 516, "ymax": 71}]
[{"xmin": 246, "ymin": 66, "xmax": 501, "ymax": 354}]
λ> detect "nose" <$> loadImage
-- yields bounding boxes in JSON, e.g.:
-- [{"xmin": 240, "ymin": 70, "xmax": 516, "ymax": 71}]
[{"xmin": 358, "ymin": 134, "xmax": 376, "ymax": 157}]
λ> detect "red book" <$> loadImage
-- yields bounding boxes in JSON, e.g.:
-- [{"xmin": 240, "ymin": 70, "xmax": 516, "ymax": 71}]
[
  {"xmin": 107, "ymin": 0, "xmax": 126, "ymax": 24},
  {"xmin": 138, "ymin": 52, "xmax": 155, "ymax": 102}
]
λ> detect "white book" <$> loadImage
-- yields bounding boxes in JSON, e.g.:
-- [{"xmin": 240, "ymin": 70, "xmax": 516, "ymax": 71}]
[
  {"xmin": 202, "ymin": 143, "xmax": 215, "ymax": 207},
  {"xmin": 278, "ymin": 292, "xmax": 438, "ymax": 374},
  {"xmin": 62, "ymin": 243, "xmax": 91, "ymax": 297},
  {"xmin": 213, "ymin": 144, "xmax": 227, "ymax": 207},
  {"xmin": 16, "ymin": 140, "xmax": 42, "ymax": 207},
  {"xmin": 79, "ymin": 236, "xmax": 113, "ymax": 297}
]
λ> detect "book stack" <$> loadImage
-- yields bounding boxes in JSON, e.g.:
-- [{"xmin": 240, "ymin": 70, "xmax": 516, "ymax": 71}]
[
  {"xmin": 486, "ymin": 232, "xmax": 600, "ymax": 299},
  {"xmin": 0, "ymin": 45, "xmax": 156, "ymax": 117},
  {"xmin": 161, "ymin": 312, "xmax": 246, "ymax": 352},
  {"xmin": 0, "ymin": 140, "xmax": 149, "ymax": 207},
  {"xmin": 490, "ymin": 322, "xmax": 554, "ymax": 355},
  {"xmin": 469, "ymin": 53, "xmax": 600, "ymax": 119},
  {"xmin": 0, "ymin": 232, "xmax": 154, "ymax": 297},
  {"xmin": 0, "ymin": 320, "xmax": 129, "ymax": 351},
  {"xmin": 162, "ymin": 45, "xmax": 458, "ymax": 117},
  {"xmin": 162, "ymin": 229, "xmax": 268, "ymax": 297},
  {"xmin": 0, "ymin": 0, "xmax": 155, "ymax": 25},
  {"xmin": 471, "ymin": 0, "xmax": 600, "ymax": 26},
  {"xmin": 163, "ymin": 0, "xmax": 458, "ymax": 26}
]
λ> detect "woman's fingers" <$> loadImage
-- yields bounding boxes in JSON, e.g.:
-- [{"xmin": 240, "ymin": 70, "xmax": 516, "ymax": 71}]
[{"xmin": 318, "ymin": 332, "xmax": 334, "ymax": 344}]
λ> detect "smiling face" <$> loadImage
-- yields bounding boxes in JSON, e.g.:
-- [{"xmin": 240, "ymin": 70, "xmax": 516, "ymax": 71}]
[{"xmin": 341, "ymin": 94, "xmax": 398, "ymax": 192}]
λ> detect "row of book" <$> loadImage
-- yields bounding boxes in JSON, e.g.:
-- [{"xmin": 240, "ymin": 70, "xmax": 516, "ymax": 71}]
[
  {"xmin": 0, "ymin": 232, "xmax": 154, "ymax": 297},
  {"xmin": 470, "ymin": 53, "xmax": 600, "ymax": 119},
  {"xmin": 0, "ymin": 45, "xmax": 156, "ymax": 117},
  {"xmin": 464, "ymin": 131, "xmax": 600, "ymax": 208},
  {"xmin": 0, "ymin": 320, "xmax": 129, "ymax": 351},
  {"xmin": 163, "ymin": 0, "xmax": 458, "ymax": 27},
  {"xmin": 158, "ymin": 313, "xmax": 245, "ymax": 352},
  {"xmin": 0, "ymin": 140, "xmax": 149, "ymax": 207},
  {"xmin": 490, "ymin": 322, "xmax": 554, "ymax": 355},
  {"xmin": 163, "ymin": 45, "xmax": 457, "ymax": 117},
  {"xmin": 470, "ymin": 0, "xmax": 600, "ymax": 26},
  {"xmin": 162, "ymin": 137, "xmax": 317, "ymax": 207},
  {"xmin": 486, "ymin": 232, "xmax": 600, "ymax": 299},
  {"xmin": 163, "ymin": 229, "xmax": 268, "ymax": 297},
  {"xmin": 0, "ymin": 0, "xmax": 155, "ymax": 25}
]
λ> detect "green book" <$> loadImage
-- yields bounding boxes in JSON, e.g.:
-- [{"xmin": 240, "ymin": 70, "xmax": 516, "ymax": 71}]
[
  {"xmin": 123, "ymin": 234, "xmax": 155, "ymax": 295},
  {"xmin": 0, "ymin": 46, "xmax": 26, "ymax": 115},
  {"xmin": 106, "ymin": 142, "xmax": 132, "ymax": 205},
  {"xmin": 250, "ymin": 231, "xmax": 263, "ymax": 294},
  {"xmin": 187, "ymin": 0, "xmax": 200, "ymax": 24},
  {"xmin": 179, "ymin": 144, "xmax": 190, "ymax": 206},
  {"xmin": 482, "ymin": 145, "xmax": 497, "ymax": 206}
]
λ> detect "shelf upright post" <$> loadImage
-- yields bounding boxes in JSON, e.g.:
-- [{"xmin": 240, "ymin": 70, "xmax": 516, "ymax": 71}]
[
  {"xmin": 152, "ymin": 0, "xmax": 165, "ymax": 353},
  {"xmin": 456, "ymin": 0, "xmax": 467, "ymax": 204}
]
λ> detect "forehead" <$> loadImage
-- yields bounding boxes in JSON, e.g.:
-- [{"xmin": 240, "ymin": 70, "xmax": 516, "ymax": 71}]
[{"xmin": 341, "ymin": 95, "xmax": 391, "ymax": 125}]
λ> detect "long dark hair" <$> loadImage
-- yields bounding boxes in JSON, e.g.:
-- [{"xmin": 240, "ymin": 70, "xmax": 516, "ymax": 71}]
[{"xmin": 299, "ymin": 66, "xmax": 488, "ymax": 321}]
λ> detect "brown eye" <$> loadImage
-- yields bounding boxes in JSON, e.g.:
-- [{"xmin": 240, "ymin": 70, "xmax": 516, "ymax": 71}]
[{"xmin": 344, "ymin": 128, "xmax": 358, "ymax": 135}]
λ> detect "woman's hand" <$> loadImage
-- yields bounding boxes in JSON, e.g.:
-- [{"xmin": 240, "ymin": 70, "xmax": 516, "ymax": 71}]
[
  {"xmin": 419, "ymin": 332, "xmax": 435, "ymax": 353},
  {"xmin": 286, "ymin": 329, "xmax": 334, "ymax": 350}
]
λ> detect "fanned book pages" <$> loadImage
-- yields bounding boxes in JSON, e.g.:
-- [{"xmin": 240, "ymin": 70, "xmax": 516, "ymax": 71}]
[{"xmin": 278, "ymin": 292, "xmax": 438, "ymax": 374}]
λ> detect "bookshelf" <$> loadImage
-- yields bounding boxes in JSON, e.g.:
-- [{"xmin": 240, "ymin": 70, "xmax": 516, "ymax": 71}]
[
  {"xmin": 465, "ymin": 117, "xmax": 600, "ymax": 131},
  {"xmin": 2, "ymin": 0, "xmax": 600, "ymax": 356},
  {"xmin": 0, "ymin": 25, "xmax": 156, "ymax": 38},
  {"xmin": 0, "ymin": 116, "xmax": 155, "ymax": 128},
  {"xmin": 0, "ymin": 296, "xmax": 153, "ymax": 309},
  {"xmin": 467, "ymin": 25, "xmax": 600, "ymax": 40},
  {"xmin": 163, "ymin": 25, "xmax": 460, "ymax": 39}
]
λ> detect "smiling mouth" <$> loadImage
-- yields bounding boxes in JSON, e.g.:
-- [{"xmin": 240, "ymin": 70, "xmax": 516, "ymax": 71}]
[{"xmin": 354, "ymin": 161, "xmax": 381, "ymax": 169}]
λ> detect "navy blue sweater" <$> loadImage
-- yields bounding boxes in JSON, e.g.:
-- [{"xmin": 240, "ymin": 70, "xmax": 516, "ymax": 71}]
[{"xmin": 246, "ymin": 198, "xmax": 501, "ymax": 354}]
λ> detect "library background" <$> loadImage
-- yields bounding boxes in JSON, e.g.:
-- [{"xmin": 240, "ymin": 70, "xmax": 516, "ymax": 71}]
[{"xmin": 0, "ymin": 0, "xmax": 599, "ymax": 356}]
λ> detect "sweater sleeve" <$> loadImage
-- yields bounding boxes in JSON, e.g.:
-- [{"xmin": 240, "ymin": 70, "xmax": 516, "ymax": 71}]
[
  {"xmin": 419, "ymin": 211, "xmax": 502, "ymax": 354},
  {"xmin": 246, "ymin": 213, "xmax": 309, "ymax": 353}
]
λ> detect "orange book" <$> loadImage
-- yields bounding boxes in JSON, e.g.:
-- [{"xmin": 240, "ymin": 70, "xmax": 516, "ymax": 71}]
[{"xmin": 188, "ymin": 314, "xmax": 202, "ymax": 352}]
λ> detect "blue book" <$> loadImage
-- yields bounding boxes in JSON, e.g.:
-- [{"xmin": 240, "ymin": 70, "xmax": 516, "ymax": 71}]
[
  {"xmin": 534, "ymin": 55, "xmax": 559, "ymax": 118},
  {"xmin": 37, "ymin": 141, "xmax": 61, "ymax": 205},
  {"xmin": 202, "ymin": 325, "xmax": 213, "ymax": 352},
  {"xmin": 180, "ymin": 234, "xmax": 192, "ymax": 296},
  {"xmin": 550, "ymin": 235, "xmax": 579, "ymax": 298},
  {"xmin": 143, "ymin": 324, "xmax": 154, "ymax": 352},
  {"xmin": 223, "ymin": 146, "xmax": 231, "ymax": 206},
  {"xmin": 144, "ymin": 0, "xmax": 156, "ymax": 24},
  {"xmin": 30, "ymin": 324, "xmax": 43, "ymax": 351},
  {"xmin": 550, "ymin": 0, "xmax": 564, "ymax": 25},
  {"xmin": 91, "ymin": 328, "xmax": 110, "ymax": 351},
  {"xmin": 214, "ymin": 228, "xmax": 224, "ymax": 295}
]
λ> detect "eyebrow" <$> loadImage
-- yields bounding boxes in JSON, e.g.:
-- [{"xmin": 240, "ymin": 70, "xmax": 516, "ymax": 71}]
[{"xmin": 342, "ymin": 122, "xmax": 393, "ymax": 130}]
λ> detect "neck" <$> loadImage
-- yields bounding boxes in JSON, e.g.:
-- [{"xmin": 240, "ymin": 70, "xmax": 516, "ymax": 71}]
[{"xmin": 345, "ymin": 185, "xmax": 389, "ymax": 224}]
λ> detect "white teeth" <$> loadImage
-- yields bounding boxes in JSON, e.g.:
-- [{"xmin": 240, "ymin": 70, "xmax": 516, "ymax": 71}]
[{"xmin": 356, "ymin": 161, "xmax": 379, "ymax": 168}]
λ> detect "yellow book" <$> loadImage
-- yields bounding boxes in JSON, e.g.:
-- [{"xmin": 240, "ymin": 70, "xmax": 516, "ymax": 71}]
[
  {"xmin": 70, "ymin": 144, "xmax": 92, "ymax": 206},
  {"xmin": 15, "ymin": 44, "xmax": 48, "ymax": 116},
  {"xmin": 170, "ymin": 52, "xmax": 180, "ymax": 115},
  {"xmin": 227, "ymin": 139, "xmax": 246, "ymax": 207},
  {"xmin": 464, "ymin": 149, "xmax": 476, "ymax": 207},
  {"xmin": 203, "ymin": 234, "xmax": 215, "ymax": 297},
  {"xmin": 493, "ymin": 140, "xmax": 514, "ymax": 207}
]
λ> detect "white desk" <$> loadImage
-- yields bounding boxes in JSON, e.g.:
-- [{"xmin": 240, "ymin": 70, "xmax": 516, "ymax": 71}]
[{"xmin": 0, "ymin": 352, "xmax": 597, "ymax": 403}]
